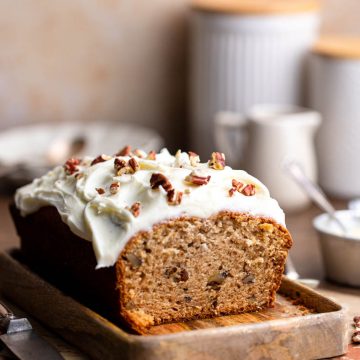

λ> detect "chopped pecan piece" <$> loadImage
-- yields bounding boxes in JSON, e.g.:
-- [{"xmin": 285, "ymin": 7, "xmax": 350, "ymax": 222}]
[
  {"xmin": 64, "ymin": 158, "xmax": 81, "ymax": 175},
  {"xmin": 96, "ymin": 187, "xmax": 105, "ymax": 195},
  {"xmin": 130, "ymin": 202, "xmax": 141, "ymax": 217},
  {"xmin": 228, "ymin": 187, "xmax": 236, "ymax": 197},
  {"xmin": 133, "ymin": 149, "xmax": 146, "ymax": 158},
  {"xmin": 229, "ymin": 179, "xmax": 256, "ymax": 197},
  {"xmin": 242, "ymin": 184, "xmax": 256, "ymax": 196},
  {"xmin": 128, "ymin": 158, "xmax": 140, "ymax": 173},
  {"xmin": 91, "ymin": 154, "xmax": 111, "ymax": 166},
  {"xmin": 209, "ymin": 152, "xmax": 226, "ymax": 170},
  {"xmin": 188, "ymin": 151, "xmax": 200, "ymax": 166},
  {"xmin": 114, "ymin": 158, "xmax": 127, "ymax": 175},
  {"xmin": 232, "ymin": 179, "xmax": 244, "ymax": 191},
  {"xmin": 150, "ymin": 173, "xmax": 173, "ymax": 192},
  {"xmin": 185, "ymin": 171, "xmax": 211, "ymax": 186},
  {"xmin": 167, "ymin": 189, "xmax": 183, "ymax": 205},
  {"xmin": 147, "ymin": 150, "xmax": 156, "ymax": 160},
  {"xmin": 116, "ymin": 145, "xmax": 131, "ymax": 156},
  {"xmin": 110, "ymin": 182, "xmax": 120, "ymax": 194}
]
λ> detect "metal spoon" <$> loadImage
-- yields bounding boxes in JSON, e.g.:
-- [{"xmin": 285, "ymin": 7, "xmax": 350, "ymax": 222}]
[{"xmin": 283, "ymin": 158, "xmax": 348, "ymax": 235}]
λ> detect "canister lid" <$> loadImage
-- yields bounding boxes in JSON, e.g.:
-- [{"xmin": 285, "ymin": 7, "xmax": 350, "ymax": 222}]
[
  {"xmin": 313, "ymin": 36, "xmax": 360, "ymax": 60},
  {"xmin": 191, "ymin": 0, "xmax": 320, "ymax": 15}
]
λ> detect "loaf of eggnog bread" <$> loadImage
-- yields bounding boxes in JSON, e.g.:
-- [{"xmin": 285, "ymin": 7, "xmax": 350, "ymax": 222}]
[{"xmin": 12, "ymin": 147, "xmax": 292, "ymax": 333}]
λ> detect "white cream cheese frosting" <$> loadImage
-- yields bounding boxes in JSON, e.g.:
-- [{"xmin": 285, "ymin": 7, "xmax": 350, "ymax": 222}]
[{"xmin": 15, "ymin": 148, "xmax": 286, "ymax": 268}]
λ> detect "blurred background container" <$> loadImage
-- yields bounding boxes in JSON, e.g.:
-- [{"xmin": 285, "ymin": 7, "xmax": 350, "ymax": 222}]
[
  {"xmin": 310, "ymin": 36, "xmax": 360, "ymax": 198},
  {"xmin": 189, "ymin": 0, "xmax": 320, "ymax": 157}
]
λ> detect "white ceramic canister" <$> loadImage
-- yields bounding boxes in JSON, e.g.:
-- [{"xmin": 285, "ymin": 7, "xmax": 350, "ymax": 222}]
[
  {"xmin": 310, "ymin": 37, "xmax": 360, "ymax": 198},
  {"xmin": 189, "ymin": 0, "xmax": 320, "ymax": 158}
]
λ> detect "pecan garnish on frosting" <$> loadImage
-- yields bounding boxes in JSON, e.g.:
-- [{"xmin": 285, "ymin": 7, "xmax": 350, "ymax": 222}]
[
  {"xmin": 128, "ymin": 158, "xmax": 140, "ymax": 173},
  {"xmin": 242, "ymin": 184, "xmax": 256, "ymax": 196},
  {"xmin": 64, "ymin": 158, "xmax": 81, "ymax": 175},
  {"xmin": 110, "ymin": 182, "xmax": 120, "ymax": 194},
  {"xmin": 130, "ymin": 202, "xmax": 141, "ymax": 217},
  {"xmin": 91, "ymin": 154, "xmax": 111, "ymax": 166},
  {"xmin": 114, "ymin": 157, "xmax": 140, "ymax": 176},
  {"xmin": 167, "ymin": 189, "xmax": 183, "ymax": 205},
  {"xmin": 209, "ymin": 152, "xmax": 226, "ymax": 170},
  {"xmin": 229, "ymin": 179, "xmax": 256, "ymax": 197},
  {"xmin": 114, "ymin": 158, "xmax": 128, "ymax": 175},
  {"xmin": 133, "ymin": 149, "xmax": 147, "ymax": 158},
  {"xmin": 150, "ymin": 173, "xmax": 183, "ymax": 205},
  {"xmin": 150, "ymin": 173, "xmax": 173, "ymax": 192},
  {"xmin": 147, "ymin": 150, "xmax": 156, "ymax": 160},
  {"xmin": 116, "ymin": 145, "xmax": 131, "ymax": 157},
  {"xmin": 96, "ymin": 187, "xmax": 105, "ymax": 195},
  {"xmin": 185, "ymin": 171, "xmax": 211, "ymax": 186},
  {"xmin": 188, "ymin": 151, "xmax": 200, "ymax": 166}
]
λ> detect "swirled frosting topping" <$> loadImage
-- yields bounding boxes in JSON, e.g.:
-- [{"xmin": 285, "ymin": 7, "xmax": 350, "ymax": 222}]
[{"xmin": 15, "ymin": 147, "xmax": 286, "ymax": 268}]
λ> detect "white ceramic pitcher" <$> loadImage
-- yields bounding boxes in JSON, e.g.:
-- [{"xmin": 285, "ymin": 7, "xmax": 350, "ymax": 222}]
[{"xmin": 215, "ymin": 105, "xmax": 321, "ymax": 212}]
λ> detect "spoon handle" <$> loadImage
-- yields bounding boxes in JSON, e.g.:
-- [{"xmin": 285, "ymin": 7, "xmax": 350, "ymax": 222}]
[{"xmin": 283, "ymin": 159, "xmax": 347, "ymax": 234}]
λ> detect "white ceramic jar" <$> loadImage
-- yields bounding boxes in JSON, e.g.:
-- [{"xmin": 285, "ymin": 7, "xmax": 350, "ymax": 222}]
[
  {"xmin": 189, "ymin": 0, "xmax": 320, "ymax": 157},
  {"xmin": 310, "ymin": 37, "xmax": 360, "ymax": 198}
]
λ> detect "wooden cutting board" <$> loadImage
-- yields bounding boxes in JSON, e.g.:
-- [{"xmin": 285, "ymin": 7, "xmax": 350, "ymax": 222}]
[{"xmin": 0, "ymin": 251, "xmax": 348, "ymax": 360}]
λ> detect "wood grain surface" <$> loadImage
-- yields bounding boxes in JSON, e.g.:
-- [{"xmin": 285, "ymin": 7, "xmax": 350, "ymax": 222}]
[{"xmin": 0, "ymin": 251, "xmax": 348, "ymax": 360}]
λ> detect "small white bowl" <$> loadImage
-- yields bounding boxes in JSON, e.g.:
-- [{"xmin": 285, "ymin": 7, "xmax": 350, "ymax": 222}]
[{"xmin": 313, "ymin": 210, "xmax": 360, "ymax": 287}]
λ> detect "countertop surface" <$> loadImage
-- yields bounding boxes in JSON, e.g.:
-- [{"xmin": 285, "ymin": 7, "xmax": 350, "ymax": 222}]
[{"xmin": 0, "ymin": 195, "xmax": 359, "ymax": 359}]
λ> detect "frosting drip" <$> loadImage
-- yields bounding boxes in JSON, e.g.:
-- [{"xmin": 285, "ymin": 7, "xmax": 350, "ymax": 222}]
[{"xmin": 15, "ymin": 149, "xmax": 286, "ymax": 268}]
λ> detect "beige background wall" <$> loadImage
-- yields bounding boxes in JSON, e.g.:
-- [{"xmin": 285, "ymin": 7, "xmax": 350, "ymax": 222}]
[
  {"xmin": 0, "ymin": 0, "xmax": 188, "ymax": 149},
  {"xmin": 0, "ymin": 0, "xmax": 359, "ymax": 149}
]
